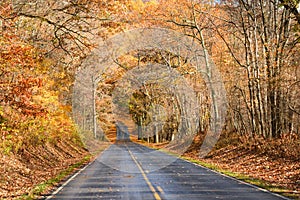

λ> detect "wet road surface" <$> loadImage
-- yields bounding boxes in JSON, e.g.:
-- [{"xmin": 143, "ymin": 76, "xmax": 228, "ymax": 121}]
[{"xmin": 47, "ymin": 142, "xmax": 288, "ymax": 200}]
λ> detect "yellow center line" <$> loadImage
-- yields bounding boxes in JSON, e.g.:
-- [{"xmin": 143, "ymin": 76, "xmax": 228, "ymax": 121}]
[
  {"xmin": 156, "ymin": 186, "xmax": 164, "ymax": 194},
  {"xmin": 127, "ymin": 148, "xmax": 162, "ymax": 200}
]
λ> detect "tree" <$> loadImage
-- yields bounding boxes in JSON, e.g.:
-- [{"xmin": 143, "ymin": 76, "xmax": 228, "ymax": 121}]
[
  {"xmin": 132, "ymin": 0, "xmax": 299, "ymax": 138},
  {"xmin": 279, "ymin": 0, "xmax": 300, "ymax": 25},
  {"xmin": 218, "ymin": 0, "xmax": 300, "ymax": 138},
  {"xmin": 1, "ymin": 0, "xmax": 132, "ymax": 104}
]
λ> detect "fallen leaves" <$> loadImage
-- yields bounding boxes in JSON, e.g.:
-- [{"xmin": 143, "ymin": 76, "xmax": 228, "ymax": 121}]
[
  {"xmin": 184, "ymin": 133, "xmax": 300, "ymax": 197},
  {"xmin": 0, "ymin": 140, "xmax": 89, "ymax": 199}
]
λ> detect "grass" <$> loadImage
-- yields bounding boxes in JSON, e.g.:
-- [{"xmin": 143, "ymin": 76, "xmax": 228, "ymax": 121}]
[
  {"xmin": 181, "ymin": 156, "xmax": 299, "ymax": 200},
  {"xmin": 18, "ymin": 155, "xmax": 91, "ymax": 200},
  {"xmin": 132, "ymin": 141, "xmax": 299, "ymax": 199}
]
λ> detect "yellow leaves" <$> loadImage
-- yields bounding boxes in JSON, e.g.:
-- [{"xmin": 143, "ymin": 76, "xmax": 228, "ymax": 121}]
[
  {"xmin": 0, "ymin": 44, "xmax": 77, "ymax": 153},
  {"xmin": 37, "ymin": 58, "xmax": 53, "ymax": 74},
  {"xmin": 0, "ymin": 106, "xmax": 4, "ymax": 118},
  {"xmin": 131, "ymin": 0, "xmax": 146, "ymax": 11},
  {"xmin": 0, "ymin": 2, "xmax": 85, "ymax": 157},
  {"xmin": 1, "ymin": 41, "xmax": 35, "ymax": 66},
  {"xmin": 130, "ymin": 0, "xmax": 158, "ymax": 12},
  {"xmin": 61, "ymin": 105, "xmax": 72, "ymax": 113},
  {"xmin": 0, "ymin": 92, "xmax": 78, "ymax": 153}
]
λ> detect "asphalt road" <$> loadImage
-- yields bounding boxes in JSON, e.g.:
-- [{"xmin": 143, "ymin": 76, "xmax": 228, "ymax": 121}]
[{"xmin": 47, "ymin": 142, "xmax": 288, "ymax": 200}]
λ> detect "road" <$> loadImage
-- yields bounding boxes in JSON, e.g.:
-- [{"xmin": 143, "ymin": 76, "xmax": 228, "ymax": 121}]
[{"xmin": 47, "ymin": 142, "xmax": 288, "ymax": 200}]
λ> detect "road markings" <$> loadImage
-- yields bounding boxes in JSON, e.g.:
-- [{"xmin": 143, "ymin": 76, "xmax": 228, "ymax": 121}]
[
  {"xmin": 46, "ymin": 145, "xmax": 111, "ymax": 199},
  {"xmin": 46, "ymin": 161, "xmax": 92, "ymax": 199},
  {"xmin": 127, "ymin": 149, "xmax": 162, "ymax": 200},
  {"xmin": 183, "ymin": 159, "xmax": 290, "ymax": 200},
  {"xmin": 156, "ymin": 186, "xmax": 164, "ymax": 194}
]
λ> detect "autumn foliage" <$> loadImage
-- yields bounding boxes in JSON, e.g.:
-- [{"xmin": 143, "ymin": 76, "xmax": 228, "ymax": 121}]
[
  {"xmin": 0, "ymin": 0, "xmax": 299, "ymax": 198},
  {"xmin": 0, "ymin": 5, "xmax": 82, "ymax": 155},
  {"xmin": 0, "ymin": 3, "xmax": 89, "ymax": 197}
]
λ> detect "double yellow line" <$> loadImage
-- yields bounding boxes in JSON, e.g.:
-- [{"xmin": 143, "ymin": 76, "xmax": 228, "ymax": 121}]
[{"xmin": 128, "ymin": 149, "xmax": 162, "ymax": 200}]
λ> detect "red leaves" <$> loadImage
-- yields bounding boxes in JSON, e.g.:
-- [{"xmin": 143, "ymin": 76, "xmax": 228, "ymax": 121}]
[
  {"xmin": 1, "ymin": 41, "xmax": 37, "ymax": 71},
  {"xmin": 1, "ymin": 77, "xmax": 46, "ymax": 116},
  {"xmin": 0, "ymin": 35, "xmax": 46, "ymax": 117}
]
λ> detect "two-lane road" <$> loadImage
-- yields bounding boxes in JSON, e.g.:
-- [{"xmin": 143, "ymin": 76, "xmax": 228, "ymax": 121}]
[{"xmin": 47, "ymin": 142, "xmax": 288, "ymax": 200}]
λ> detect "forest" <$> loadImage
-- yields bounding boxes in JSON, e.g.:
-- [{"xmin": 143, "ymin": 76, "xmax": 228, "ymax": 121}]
[{"xmin": 0, "ymin": 0, "xmax": 299, "ymax": 199}]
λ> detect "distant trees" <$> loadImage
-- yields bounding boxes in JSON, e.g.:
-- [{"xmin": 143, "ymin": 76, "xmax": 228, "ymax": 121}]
[
  {"xmin": 112, "ymin": 51, "xmax": 186, "ymax": 144},
  {"xmin": 128, "ymin": 81, "xmax": 180, "ymax": 143}
]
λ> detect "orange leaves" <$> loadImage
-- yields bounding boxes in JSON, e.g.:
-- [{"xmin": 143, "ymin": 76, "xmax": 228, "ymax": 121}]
[
  {"xmin": 0, "ymin": 39, "xmax": 37, "ymax": 71},
  {"xmin": 0, "ymin": 32, "xmax": 47, "ymax": 117},
  {"xmin": 0, "ymin": 76, "xmax": 78, "ymax": 153},
  {"xmin": 0, "ymin": 4, "xmax": 85, "ymax": 186},
  {"xmin": 0, "ymin": 77, "xmax": 45, "ymax": 117}
]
